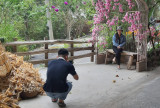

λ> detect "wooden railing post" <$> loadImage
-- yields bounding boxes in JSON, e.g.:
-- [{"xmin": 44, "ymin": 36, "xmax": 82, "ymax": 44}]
[
  {"xmin": 70, "ymin": 37, "xmax": 74, "ymax": 63},
  {"xmin": 44, "ymin": 37, "xmax": 48, "ymax": 67},
  {"xmin": 12, "ymin": 38, "xmax": 17, "ymax": 53},
  {"xmin": 91, "ymin": 44, "xmax": 94, "ymax": 62}
]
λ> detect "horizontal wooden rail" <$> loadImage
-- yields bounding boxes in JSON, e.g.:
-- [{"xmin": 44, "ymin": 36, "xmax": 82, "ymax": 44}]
[
  {"xmin": 15, "ymin": 47, "xmax": 95, "ymax": 56},
  {"xmin": 5, "ymin": 38, "xmax": 95, "ymax": 66},
  {"xmin": 5, "ymin": 40, "xmax": 91, "ymax": 46},
  {"xmin": 29, "ymin": 52, "xmax": 96, "ymax": 64}
]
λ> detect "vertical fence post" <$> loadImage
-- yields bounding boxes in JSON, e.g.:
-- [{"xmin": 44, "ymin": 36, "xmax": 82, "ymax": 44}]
[
  {"xmin": 70, "ymin": 37, "xmax": 74, "ymax": 63},
  {"xmin": 44, "ymin": 37, "xmax": 48, "ymax": 67},
  {"xmin": 91, "ymin": 44, "xmax": 94, "ymax": 62},
  {"xmin": 12, "ymin": 38, "xmax": 17, "ymax": 53}
]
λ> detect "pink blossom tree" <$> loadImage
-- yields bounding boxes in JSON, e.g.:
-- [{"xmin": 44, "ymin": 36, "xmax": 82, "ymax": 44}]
[{"xmin": 91, "ymin": 0, "xmax": 147, "ymax": 49}]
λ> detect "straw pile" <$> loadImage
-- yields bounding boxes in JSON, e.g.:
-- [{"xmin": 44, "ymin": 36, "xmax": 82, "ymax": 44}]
[{"xmin": 0, "ymin": 43, "xmax": 44, "ymax": 108}]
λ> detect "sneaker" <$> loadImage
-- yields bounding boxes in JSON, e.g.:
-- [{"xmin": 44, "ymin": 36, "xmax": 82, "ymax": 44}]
[
  {"xmin": 58, "ymin": 102, "xmax": 66, "ymax": 107},
  {"xmin": 52, "ymin": 98, "xmax": 58, "ymax": 102}
]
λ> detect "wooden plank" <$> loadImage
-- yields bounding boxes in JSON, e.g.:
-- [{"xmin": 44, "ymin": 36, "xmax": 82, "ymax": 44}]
[
  {"xmin": 5, "ymin": 40, "xmax": 92, "ymax": 46},
  {"xmin": 105, "ymin": 51, "xmax": 109, "ymax": 64},
  {"xmin": 15, "ymin": 47, "xmax": 94, "ymax": 56},
  {"xmin": 16, "ymin": 49, "xmax": 50, "ymax": 56},
  {"xmin": 91, "ymin": 44, "xmax": 94, "ymax": 62},
  {"xmin": 155, "ymin": 20, "xmax": 160, "ymax": 23},
  {"xmin": 44, "ymin": 37, "xmax": 48, "ymax": 67},
  {"xmin": 70, "ymin": 38, "xmax": 74, "ymax": 63},
  {"xmin": 69, "ymin": 52, "xmax": 96, "ymax": 60},
  {"xmin": 12, "ymin": 38, "xmax": 17, "ymax": 53},
  {"xmin": 28, "ymin": 52, "xmax": 96, "ymax": 64},
  {"xmin": 29, "ymin": 58, "xmax": 56, "ymax": 64},
  {"xmin": 136, "ymin": 60, "xmax": 147, "ymax": 72},
  {"xmin": 105, "ymin": 51, "xmax": 113, "ymax": 64},
  {"xmin": 107, "ymin": 49, "xmax": 137, "ymax": 56},
  {"xmin": 127, "ymin": 55, "xmax": 134, "ymax": 70}
]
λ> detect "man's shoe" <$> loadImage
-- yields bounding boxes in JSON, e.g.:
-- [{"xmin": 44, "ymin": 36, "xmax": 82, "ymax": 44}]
[
  {"xmin": 52, "ymin": 99, "xmax": 58, "ymax": 102},
  {"xmin": 58, "ymin": 102, "xmax": 66, "ymax": 107}
]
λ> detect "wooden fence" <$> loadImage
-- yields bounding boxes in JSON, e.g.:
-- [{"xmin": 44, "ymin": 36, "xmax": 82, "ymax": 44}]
[{"xmin": 4, "ymin": 38, "xmax": 95, "ymax": 66}]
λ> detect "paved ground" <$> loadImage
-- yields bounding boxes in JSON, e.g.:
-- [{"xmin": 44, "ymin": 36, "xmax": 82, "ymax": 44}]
[{"xmin": 19, "ymin": 61, "xmax": 160, "ymax": 108}]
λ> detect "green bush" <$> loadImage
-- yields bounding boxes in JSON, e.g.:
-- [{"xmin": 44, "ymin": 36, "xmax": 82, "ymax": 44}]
[
  {"xmin": 64, "ymin": 44, "xmax": 70, "ymax": 48},
  {"xmin": 17, "ymin": 45, "xmax": 28, "ymax": 52},
  {"xmin": 0, "ymin": 23, "xmax": 20, "ymax": 42}
]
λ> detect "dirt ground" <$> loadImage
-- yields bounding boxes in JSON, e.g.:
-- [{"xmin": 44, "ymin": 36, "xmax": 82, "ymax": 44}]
[{"xmin": 19, "ymin": 62, "xmax": 160, "ymax": 108}]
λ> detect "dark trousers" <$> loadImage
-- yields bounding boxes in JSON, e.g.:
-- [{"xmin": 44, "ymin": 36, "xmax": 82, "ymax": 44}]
[{"xmin": 113, "ymin": 46, "xmax": 123, "ymax": 65}]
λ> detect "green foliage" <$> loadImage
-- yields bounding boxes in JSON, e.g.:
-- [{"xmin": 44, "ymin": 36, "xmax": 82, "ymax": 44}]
[
  {"xmin": 87, "ymin": 20, "xmax": 94, "ymax": 26},
  {"xmin": 155, "ymin": 42, "xmax": 160, "ymax": 48},
  {"xmin": 0, "ymin": 0, "xmax": 95, "ymax": 43},
  {"xmin": 0, "ymin": 0, "xmax": 47, "ymax": 42},
  {"xmin": 144, "ymin": 0, "xmax": 160, "ymax": 20},
  {"xmin": 51, "ymin": 0, "xmax": 95, "ymax": 39},
  {"xmin": 0, "ymin": 23, "xmax": 20, "ymax": 42},
  {"xmin": 105, "ymin": 35, "xmax": 113, "ymax": 49},
  {"xmin": 17, "ymin": 45, "xmax": 29, "ymax": 52},
  {"xmin": 64, "ymin": 44, "xmax": 69, "ymax": 48}
]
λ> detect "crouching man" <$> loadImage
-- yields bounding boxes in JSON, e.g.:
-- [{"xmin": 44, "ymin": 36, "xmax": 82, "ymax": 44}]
[{"xmin": 43, "ymin": 48, "xmax": 79, "ymax": 107}]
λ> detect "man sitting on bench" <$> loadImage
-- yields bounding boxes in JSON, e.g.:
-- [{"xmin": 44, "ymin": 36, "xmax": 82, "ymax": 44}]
[{"xmin": 112, "ymin": 26, "xmax": 126, "ymax": 69}]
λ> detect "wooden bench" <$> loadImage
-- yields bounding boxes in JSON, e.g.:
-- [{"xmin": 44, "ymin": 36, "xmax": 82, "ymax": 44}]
[{"xmin": 105, "ymin": 49, "xmax": 137, "ymax": 70}]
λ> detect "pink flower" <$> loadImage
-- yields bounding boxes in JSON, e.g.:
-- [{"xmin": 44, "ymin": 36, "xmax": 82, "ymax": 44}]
[
  {"xmin": 51, "ymin": 6, "xmax": 56, "ymax": 8},
  {"xmin": 55, "ymin": 9, "xmax": 59, "ymax": 12},
  {"xmin": 64, "ymin": 1, "xmax": 68, "ymax": 5},
  {"xmin": 119, "ymin": 4, "xmax": 123, "ymax": 12},
  {"xmin": 114, "ymin": 3, "xmax": 117, "ymax": 6},
  {"xmin": 139, "ymin": 24, "xmax": 143, "ymax": 29},
  {"xmin": 135, "ymin": 11, "xmax": 141, "ymax": 21},
  {"xmin": 123, "ymin": 12, "xmax": 128, "ymax": 21},
  {"xmin": 106, "ymin": 20, "xmax": 110, "ymax": 25},
  {"xmin": 100, "ymin": 42, "xmax": 103, "ymax": 46},
  {"xmin": 114, "ymin": 0, "xmax": 119, "ymax": 2},
  {"xmin": 88, "ymin": 39, "xmax": 92, "ymax": 42},
  {"xmin": 92, "ymin": 0, "xmax": 95, "ymax": 6},
  {"xmin": 112, "ymin": 6, "xmax": 116, "ymax": 10},
  {"xmin": 121, "ymin": 19, "xmax": 125, "ymax": 22},
  {"xmin": 126, "ymin": 0, "xmax": 135, "ymax": 9},
  {"xmin": 83, "ymin": 1, "xmax": 86, "ymax": 5}
]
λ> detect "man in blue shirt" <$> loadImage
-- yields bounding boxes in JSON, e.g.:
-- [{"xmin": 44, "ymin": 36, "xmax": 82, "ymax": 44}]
[
  {"xmin": 43, "ymin": 48, "xmax": 79, "ymax": 107},
  {"xmin": 112, "ymin": 26, "xmax": 126, "ymax": 69}
]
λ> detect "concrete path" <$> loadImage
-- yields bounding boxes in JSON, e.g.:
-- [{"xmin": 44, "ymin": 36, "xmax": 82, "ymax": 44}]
[{"xmin": 19, "ymin": 63, "xmax": 160, "ymax": 108}]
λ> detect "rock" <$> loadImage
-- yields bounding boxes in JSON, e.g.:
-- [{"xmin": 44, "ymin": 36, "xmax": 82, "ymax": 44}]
[
  {"xmin": 116, "ymin": 75, "xmax": 119, "ymax": 77},
  {"xmin": 113, "ymin": 80, "xmax": 116, "ymax": 83}
]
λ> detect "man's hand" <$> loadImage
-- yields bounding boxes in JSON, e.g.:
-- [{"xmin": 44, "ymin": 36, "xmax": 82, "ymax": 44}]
[
  {"xmin": 73, "ymin": 74, "xmax": 79, "ymax": 80},
  {"xmin": 117, "ymin": 46, "xmax": 121, "ymax": 49}
]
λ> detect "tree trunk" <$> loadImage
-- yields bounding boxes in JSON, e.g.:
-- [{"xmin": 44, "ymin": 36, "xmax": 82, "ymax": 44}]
[
  {"xmin": 68, "ymin": 25, "xmax": 71, "ymax": 40},
  {"xmin": 135, "ymin": 0, "xmax": 149, "ymax": 71},
  {"xmin": 24, "ymin": 17, "xmax": 30, "ymax": 40},
  {"xmin": 66, "ymin": 24, "xmax": 70, "ymax": 39},
  {"xmin": 64, "ymin": 10, "xmax": 75, "ymax": 40},
  {"xmin": 45, "ymin": 0, "xmax": 54, "ymax": 40},
  {"xmin": 66, "ymin": 20, "xmax": 73, "ymax": 40}
]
